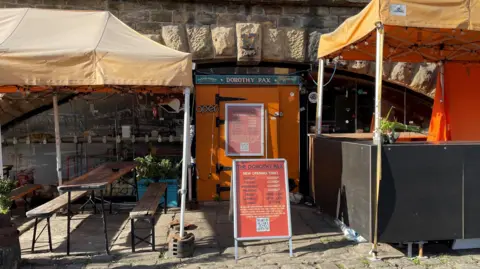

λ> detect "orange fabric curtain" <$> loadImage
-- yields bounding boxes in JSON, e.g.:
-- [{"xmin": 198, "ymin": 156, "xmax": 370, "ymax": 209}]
[
  {"xmin": 427, "ymin": 75, "xmax": 449, "ymax": 142},
  {"xmin": 428, "ymin": 62, "xmax": 480, "ymax": 141}
]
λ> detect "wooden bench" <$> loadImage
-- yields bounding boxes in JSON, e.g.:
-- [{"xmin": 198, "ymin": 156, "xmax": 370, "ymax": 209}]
[
  {"xmin": 26, "ymin": 191, "xmax": 87, "ymax": 253},
  {"xmin": 10, "ymin": 184, "xmax": 42, "ymax": 216},
  {"xmin": 129, "ymin": 182, "xmax": 167, "ymax": 252}
]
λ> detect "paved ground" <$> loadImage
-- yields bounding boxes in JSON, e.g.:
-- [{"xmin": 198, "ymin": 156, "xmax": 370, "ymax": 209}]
[{"xmin": 11, "ymin": 202, "xmax": 480, "ymax": 269}]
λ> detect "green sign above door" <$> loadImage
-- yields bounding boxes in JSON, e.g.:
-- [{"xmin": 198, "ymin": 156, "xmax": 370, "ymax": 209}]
[{"xmin": 195, "ymin": 75, "xmax": 300, "ymax": 85}]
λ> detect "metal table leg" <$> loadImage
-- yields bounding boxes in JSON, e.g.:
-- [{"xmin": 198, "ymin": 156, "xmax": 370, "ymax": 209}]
[
  {"xmin": 109, "ymin": 185, "xmax": 113, "ymax": 214},
  {"xmin": 100, "ymin": 190, "xmax": 110, "ymax": 255},
  {"xmin": 31, "ymin": 218, "xmax": 38, "ymax": 253},
  {"xmin": 47, "ymin": 217, "xmax": 52, "ymax": 252},
  {"xmin": 131, "ymin": 218, "xmax": 135, "ymax": 252},
  {"xmin": 151, "ymin": 216, "xmax": 155, "ymax": 251},
  {"xmin": 67, "ymin": 191, "xmax": 71, "ymax": 255}
]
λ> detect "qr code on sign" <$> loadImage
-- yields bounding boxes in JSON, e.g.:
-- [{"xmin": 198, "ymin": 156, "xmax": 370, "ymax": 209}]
[
  {"xmin": 256, "ymin": 218, "xmax": 270, "ymax": 232},
  {"xmin": 240, "ymin": 142, "xmax": 249, "ymax": 152}
]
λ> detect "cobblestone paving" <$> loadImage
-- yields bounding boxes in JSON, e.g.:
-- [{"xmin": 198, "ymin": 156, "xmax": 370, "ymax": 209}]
[{"xmin": 16, "ymin": 203, "xmax": 480, "ymax": 269}]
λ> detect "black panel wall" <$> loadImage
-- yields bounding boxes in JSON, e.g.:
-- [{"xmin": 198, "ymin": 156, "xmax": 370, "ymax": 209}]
[
  {"xmin": 375, "ymin": 144, "xmax": 463, "ymax": 242},
  {"xmin": 311, "ymin": 137, "xmax": 480, "ymax": 243}
]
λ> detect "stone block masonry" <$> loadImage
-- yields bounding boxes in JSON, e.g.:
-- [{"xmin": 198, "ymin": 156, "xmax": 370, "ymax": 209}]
[{"xmin": 0, "ymin": 0, "xmax": 437, "ymax": 97}]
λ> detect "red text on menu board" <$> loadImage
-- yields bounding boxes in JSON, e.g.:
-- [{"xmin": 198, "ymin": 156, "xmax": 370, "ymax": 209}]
[
  {"xmin": 235, "ymin": 160, "xmax": 290, "ymax": 238},
  {"xmin": 226, "ymin": 104, "xmax": 263, "ymax": 155}
]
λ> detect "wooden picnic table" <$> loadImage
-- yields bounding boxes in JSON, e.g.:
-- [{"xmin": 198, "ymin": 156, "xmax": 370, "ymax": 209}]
[{"xmin": 57, "ymin": 161, "xmax": 136, "ymax": 255}]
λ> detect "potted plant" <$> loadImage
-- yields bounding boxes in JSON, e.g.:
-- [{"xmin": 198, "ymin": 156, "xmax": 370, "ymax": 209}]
[
  {"xmin": 0, "ymin": 178, "xmax": 20, "ymax": 268},
  {"xmin": 380, "ymin": 107, "xmax": 421, "ymax": 144},
  {"xmin": 135, "ymin": 155, "xmax": 181, "ymax": 207}
]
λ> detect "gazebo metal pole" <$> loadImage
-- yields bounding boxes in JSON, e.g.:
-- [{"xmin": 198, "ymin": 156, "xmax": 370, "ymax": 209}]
[
  {"xmin": 0, "ymin": 125, "xmax": 3, "ymax": 180},
  {"xmin": 179, "ymin": 87, "xmax": 192, "ymax": 238},
  {"xmin": 371, "ymin": 23, "xmax": 385, "ymax": 260},
  {"xmin": 315, "ymin": 58, "xmax": 325, "ymax": 135},
  {"xmin": 53, "ymin": 93, "xmax": 63, "ymax": 187}
]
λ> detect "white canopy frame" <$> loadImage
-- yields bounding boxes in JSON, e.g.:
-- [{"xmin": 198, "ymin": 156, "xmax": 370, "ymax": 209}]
[{"xmin": 315, "ymin": 23, "xmax": 391, "ymax": 260}]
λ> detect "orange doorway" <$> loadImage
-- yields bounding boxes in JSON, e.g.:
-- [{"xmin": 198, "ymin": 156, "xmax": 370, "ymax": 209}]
[{"xmin": 195, "ymin": 76, "xmax": 300, "ymax": 201}]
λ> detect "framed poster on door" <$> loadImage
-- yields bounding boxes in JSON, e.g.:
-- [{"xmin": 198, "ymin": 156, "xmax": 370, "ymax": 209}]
[{"xmin": 225, "ymin": 103, "xmax": 265, "ymax": 156}]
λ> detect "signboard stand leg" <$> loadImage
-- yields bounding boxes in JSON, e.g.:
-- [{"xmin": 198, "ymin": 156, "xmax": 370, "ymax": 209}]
[
  {"xmin": 234, "ymin": 239, "xmax": 239, "ymax": 262},
  {"xmin": 289, "ymin": 238, "xmax": 293, "ymax": 257}
]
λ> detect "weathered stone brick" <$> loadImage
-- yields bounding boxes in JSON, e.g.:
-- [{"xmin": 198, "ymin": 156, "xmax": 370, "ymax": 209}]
[
  {"xmin": 198, "ymin": 4, "xmax": 214, "ymax": 13},
  {"xmin": 307, "ymin": 30, "xmax": 321, "ymax": 62},
  {"xmin": 195, "ymin": 12, "xmax": 216, "ymax": 25},
  {"xmin": 211, "ymin": 25, "xmax": 236, "ymax": 57},
  {"xmin": 172, "ymin": 11, "xmax": 195, "ymax": 24},
  {"xmin": 278, "ymin": 16, "xmax": 298, "ymax": 27},
  {"xmin": 5, "ymin": 3, "xmax": 35, "ymax": 8},
  {"xmin": 302, "ymin": 16, "xmax": 338, "ymax": 28},
  {"xmin": 162, "ymin": 25, "xmax": 189, "ymax": 52},
  {"xmin": 214, "ymin": 5, "xmax": 228, "ymax": 13},
  {"xmin": 120, "ymin": 1, "xmax": 160, "ymax": 11},
  {"xmin": 262, "ymin": 26, "xmax": 285, "ymax": 61},
  {"xmin": 339, "ymin": 15, "xmax": 353, "ymax": 24},
  {"xmin": 135, "ymin": 22, "xmax": 162, "ymax": 34},
  {"xmin": 217, "ymin": 14, "xmax": 247, "ymax": 26},
  {"xmin": 69, "ymin": 0, "xmax": 107, "ymax": 9},
  {"xmin": 248, "ymin": 15, "xmax": 277, "ymax": 26},
  {"xmin": 237, "ymin": 23, "xmax": 262, "ymax": 64},
  {"xmin": 252, "ymin": 5, "xmax": 264, "ymax": 15},
  {"xmin": 282, "ymin": 6, "xmax": 309, "ymax": 15},
  {"xmin": 119, "ymin": 10, "xmax": 150, "ymax": 25},
  {"xmin": 187, "ymin": 25, "xmax": 214, "ymax": 60},
  {"xmin": 151, "ymin": 10, "xmax": 173, "ymax": 23},
  {"xmin": 145, "ymin": 34, "xmax": 164, "ymax": 45},
  {"xmin": 227, "ymin": 4, "xmax": 246, "ymax": 14},
  {"xmin": 17, "ymin": 0, "xmax": 43, "ymax": 5},
  {"xmin": 184, "ymin": 3, "xmax": 212, "ymax": 12},
  {"xmin": 285, "ymin": 27, "xmax": 306, "ymax": 62},
  {"xmin": 317, "ymin": 7, "xmax": 330, "ymax": 16},
  {"xmin": 162, "ymin": 2, "xmax": 184, "ymax": 11},
  {"xmin": 32, "ymin": 4, "xmax": 62, "ymax": 9},
  {"xmin": 265, "ymin": 6, "xmax": 283, "ymax": 15},
  {"xmin": 330, "ymin": 7, "xmax": 362, "ymax": 16}
]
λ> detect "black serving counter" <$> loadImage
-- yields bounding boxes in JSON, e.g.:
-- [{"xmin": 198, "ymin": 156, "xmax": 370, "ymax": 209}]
[{"xmin": 309, "ymin": 135, "xmax": 480, "ymax": 243}]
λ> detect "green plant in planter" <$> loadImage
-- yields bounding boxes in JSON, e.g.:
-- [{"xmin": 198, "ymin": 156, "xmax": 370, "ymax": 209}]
[
  {"xmin": 135, "ymin": 155, "xmax": 181, "ymax": 187},
  {"xmin": 380, "ymin": 107, "xmax": 422, "ymax": 144},
  {"xmin": 0, "ymin": 178, "xmax": 17, "ymax": 214}
]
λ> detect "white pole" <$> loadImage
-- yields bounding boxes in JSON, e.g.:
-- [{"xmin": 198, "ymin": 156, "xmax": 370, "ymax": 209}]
[
  {"xmin": 373, "ymin": 25, "xmax": 385, "ymax": 144},
  {"xmin": 53, "ymin": 94, "xmax": 63, "ymax": 187},
  {"xmin": 179, "ymin": 87, "xmax": 191, "ymax": 238},
  {"xmin": 315, "ymin": 58, "xmax": 325, "ymax": 135},
  {"xmin": 371, "ymin": 23, "xmax": 384, "ymax": 260},
  {"xmin": 188, "ymin": 124, "xmax": 195, "ymax": 202},
  {"xmin": 0, "ymin": 125, "xmax": 3, "ymax": 180}
]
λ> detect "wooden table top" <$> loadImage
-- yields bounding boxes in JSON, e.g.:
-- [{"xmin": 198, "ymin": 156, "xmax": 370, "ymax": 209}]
[
  {"xmin": 58, "ymin": 162, "xmax": 136, "ymax": 191},
  {"xmin": 10, "ymin": 184, "xmax": 41, "ymax": 200},
  {"xmin": 320, "ymin": 132, "xmax": 427, "ymax": 140}
]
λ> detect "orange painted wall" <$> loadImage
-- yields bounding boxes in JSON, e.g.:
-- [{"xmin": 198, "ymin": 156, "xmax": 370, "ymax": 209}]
[{"xmin": 195, "ymin": 85, "xmax": 299, "ymax": 201}]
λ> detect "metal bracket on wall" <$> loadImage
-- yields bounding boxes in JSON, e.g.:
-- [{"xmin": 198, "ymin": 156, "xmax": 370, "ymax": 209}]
[
  {"xmin": 216, "ymin": 184, "xmax": 231, "ymax": 195},
  {"xmin": 216, "ymin": 118, "xmax": 225, "ymax": 127},
  {"xmin": 216, "ymin": 163, "xmax": 232, "ymax": 174},
  {"xmin": 215, "ymin": 94, "xmax": 246, "ymax": 105}
]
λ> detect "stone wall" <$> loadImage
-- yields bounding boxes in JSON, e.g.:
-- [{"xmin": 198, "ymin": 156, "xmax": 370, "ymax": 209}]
[{"xmin": 0, "ymin": 0, "xmax": 437, "ymax": 96}]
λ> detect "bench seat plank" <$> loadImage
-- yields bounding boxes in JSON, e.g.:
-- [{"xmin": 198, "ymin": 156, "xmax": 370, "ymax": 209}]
[
  {"xmin": 10, "ymin": 184, "xmax": 42, "ymax": 200},
  {"xmin": 26, "ymin": 191, "xmax": 87, "ymax": 218},
  {"xmin": 130, "ymin": 183, "xmax": 167, "ymax": 219}
]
